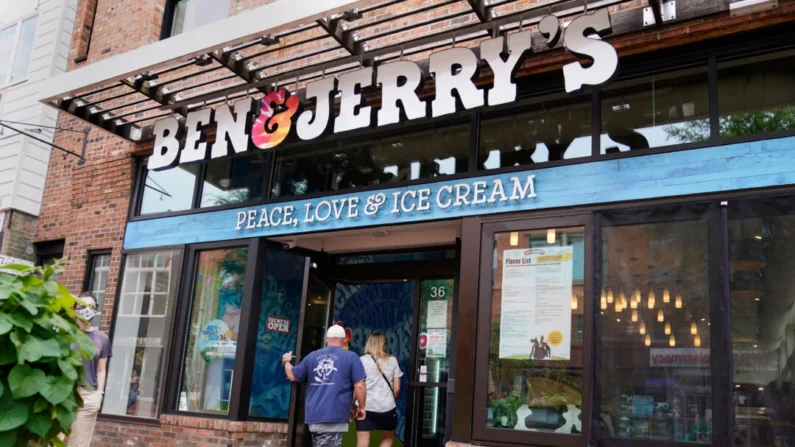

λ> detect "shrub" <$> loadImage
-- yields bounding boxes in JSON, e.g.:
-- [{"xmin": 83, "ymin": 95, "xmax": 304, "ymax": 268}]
[{"xmin": 0, "ymin": 262, "xmax": 95, "ymax": 447}]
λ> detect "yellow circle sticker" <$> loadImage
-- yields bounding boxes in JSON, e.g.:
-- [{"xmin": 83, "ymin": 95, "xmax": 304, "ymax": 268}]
[{"xmin": 547, "ymin": 330, "xmax": 564, "ymax": 347}]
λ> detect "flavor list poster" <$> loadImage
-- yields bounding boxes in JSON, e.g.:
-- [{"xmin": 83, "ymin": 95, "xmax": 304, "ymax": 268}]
[{"xmin": 499, "ymin": 246, "xmax": 574, "ymax": 360}]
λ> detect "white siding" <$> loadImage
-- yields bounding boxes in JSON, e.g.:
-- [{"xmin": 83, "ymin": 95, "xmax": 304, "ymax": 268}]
[{"xmin": 0, "ymin": 0, "xmax": 77, "ymax": 216}]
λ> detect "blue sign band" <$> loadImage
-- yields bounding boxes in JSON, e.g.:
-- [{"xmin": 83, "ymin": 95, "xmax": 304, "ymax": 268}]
[{"xmin": 125, "ymin": 136, "xmax": 795, "ymax": 250}]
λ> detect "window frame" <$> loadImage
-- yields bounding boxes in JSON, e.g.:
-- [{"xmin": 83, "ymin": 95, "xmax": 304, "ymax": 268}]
[
  {"xmin": 165, "ymin": 238, "xmax": 270, "ymax": 421},
  {"xmin": 592, "ymin": 202, "xmax": 732, "ymax": 447},
  {"xmin": 100, "ymin": 246, "xmax": 186, "ymax": 423},
  {"xmin": 129, "ymin": 30, "xmax": 795, "ymax": 224},
  {"xmin": 472, "ymin": 214, "xmax": 595, "ymax": 447},
  {"xmin": 0, "ymin": 12, "xmax": 38, "ymax": 90},
  {"xmin": 83, "ymin": 249, "xmax": 112, "ymax": 326},
  {"xmin": 159, "ymin": 0, "xmax": 230, "ymax": 40}
]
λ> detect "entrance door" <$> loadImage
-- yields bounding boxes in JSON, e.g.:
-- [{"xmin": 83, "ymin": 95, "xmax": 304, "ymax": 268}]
[
  {"xmin": 290, "ymin": 249, "xmax": 457, "ymax": 447},
  {"xmin": 406, "ymin": 278, "xmax": 455, "ymax": 447}
]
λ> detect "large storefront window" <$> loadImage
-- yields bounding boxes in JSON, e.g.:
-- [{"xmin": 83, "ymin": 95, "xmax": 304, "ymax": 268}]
[
  {"xmin": 597, "ymin": 211, "xmax": 712, "ymax": 443},
  {"xmin": 718, "ymin": 51, "xmax": 795, "ymax": 139},
  {"xmin": 102, "ymin": 249, "xmax": 182, "ymax": 418},
  {"xmin": 179, "ymin": 247, "xmax": 248, "ymax": 415},
  {"xmin": 479, "ymin": 94, "xmax": 592, "ymax": 170},
  {"xmin": 271, "ymin": 123, "xmax": 470, "ymax": 198},
  {"xmin": 200, "ymin": 154, "xmax": 267, "ymax": 207},
  {"xmin": 140, "ymin": 164, "xmax": 199, "ymax": 214},
  {"xmin": 486, "ymin": 227, "xmax": 586, "ymax": 435},
  {"xmin": 729, "ymin": 197, "xmax": 795, "ymax": 446},
  {"xmin": 601, "ymin": 68, "xmax": 710, "ymax": 152}
]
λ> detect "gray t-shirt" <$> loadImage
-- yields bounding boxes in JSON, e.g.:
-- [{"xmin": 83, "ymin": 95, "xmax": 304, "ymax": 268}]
[
  {"xmin": 361, "ymin": 355, "xmax": 403, "ymax": 413},
  {"xmin": 308, "ymin": 423, "xmax": 349, "ymax": 433},
  {"xmin": 80, "ymin": 329, "xmax": 112, "ymax": 388}
]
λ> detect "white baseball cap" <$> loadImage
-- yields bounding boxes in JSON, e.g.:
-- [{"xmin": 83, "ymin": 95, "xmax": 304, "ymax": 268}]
[{"xmin": 326, "ymin": 325, "xmax": 346, "ymax": 339}]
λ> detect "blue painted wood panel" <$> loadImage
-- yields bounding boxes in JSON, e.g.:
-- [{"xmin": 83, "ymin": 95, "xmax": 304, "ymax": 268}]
[{"xmin": 124, "ymin": 136, "xmax": 795, "ymax": 250}]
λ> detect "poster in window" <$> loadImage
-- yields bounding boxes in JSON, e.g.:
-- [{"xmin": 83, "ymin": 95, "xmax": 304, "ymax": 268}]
[{"xmin": 499, "ymin": 246, "xmax": 573, "ymax": 360}]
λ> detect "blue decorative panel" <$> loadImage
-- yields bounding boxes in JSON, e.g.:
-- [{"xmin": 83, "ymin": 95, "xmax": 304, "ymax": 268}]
[
  {"xmin": 125, "ymin": 137, "xmax": 795, "ymax": 249},
  {"xmin": 248, "ymin": 250, "xmax": 305, "ymax": 418},
  {"xmin": 333, "ymin": 282, "xmax": 415, "ymax": 443}
]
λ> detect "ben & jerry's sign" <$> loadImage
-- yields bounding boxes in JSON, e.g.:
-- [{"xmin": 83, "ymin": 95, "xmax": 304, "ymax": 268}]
[{"xmin": 149, "ymin": 9, "xmax": 618, "ymax": 171}]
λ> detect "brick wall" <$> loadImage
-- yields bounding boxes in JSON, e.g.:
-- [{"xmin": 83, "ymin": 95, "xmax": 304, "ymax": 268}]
[
  {"xmin": 92, "ymin": 416, "xmax": 288, "ymax": 447},
  {"xmin": 0, "ymin": 209, "xmax": 37, "ymax": 262}
]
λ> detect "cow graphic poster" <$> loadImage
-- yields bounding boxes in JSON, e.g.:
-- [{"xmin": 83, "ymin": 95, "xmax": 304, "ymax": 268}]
[{"xmin": 499, "ymin": 246, "xmax": 574, "ymax": 360}]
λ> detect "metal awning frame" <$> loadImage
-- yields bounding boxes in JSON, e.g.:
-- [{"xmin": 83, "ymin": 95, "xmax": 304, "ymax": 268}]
[{"xmin": 41, "ymin": 0, "xmax": 717, "ymax": 145}]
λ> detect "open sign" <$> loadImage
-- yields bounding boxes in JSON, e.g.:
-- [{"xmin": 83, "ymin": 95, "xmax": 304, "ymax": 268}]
[{"xmin": 267, "ymin": 316, "xmax": 290, "ymax": 334}]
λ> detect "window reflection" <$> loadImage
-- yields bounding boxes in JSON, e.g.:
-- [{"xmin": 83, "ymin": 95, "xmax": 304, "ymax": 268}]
[
  {"xmin": 170, "ymin": 0, "xmax": 229, "ymax": 37},
  {"xmin": 140, "ymin": 164, "xmax": 198, "ymax": 214},
  {"xmin": 729, "ymin": 197, "xmax": 795, "ymax": 446},
  {"xmin": 718, "ymin": 51, "xmax": 795, "ymax": 138},
  {"xmin": 598, "ymin": 215, "xmax": 711, "ymax": 443},
  {"xmin": 272, "ymin": 124, "xmax": 469, "ymax": 198},
  {"xmin": 486, "ymin": 227, "xmax": 585, "ymax": 435},
  {"xmin": 201, "ymin": 153, "xmax": 266, "ymax": 207},
  {"xmin": 479, "ymin": 94, "xmax": 592, "ymax": 170},
  {"xmin": 601, "ymin": 69, "xmax": 710, "ymax": 153},
  {"xmin": 179, "ymin": 247, "xmax": 248, "ymax": 415},
  {"xmin": 102, "ymin": 250, "xmax": 182, "ymax": 418}
]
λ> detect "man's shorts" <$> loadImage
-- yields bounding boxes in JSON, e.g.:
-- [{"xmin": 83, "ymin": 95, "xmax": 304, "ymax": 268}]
[{"xmin": 311, "ymin": 432, "xmax": 343, "ymax": 447}]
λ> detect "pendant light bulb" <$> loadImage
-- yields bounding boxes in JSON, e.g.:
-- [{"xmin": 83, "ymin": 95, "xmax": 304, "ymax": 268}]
[
  {"xmin": 631, "ymin": 309, "xmax": 638, "ymax": 322},
  {"xmin": 634, "ymin": 287, "xmax": 641, "ymax": 303},
  {"xmin": 675, "ymin": 294, "xmax": 683, "ymax": 309},
  {"xmin": 614, "ymin": 297, "xmax": 622, "ymax": 313},
  {"xmin": 630, "ymin": 296, "xmax": 638, "ymax": 309},
  {"xmin": 694, "ymin": 335, "xmax": 702, "ymax": 347},
  {"xmin": 663, "ymin": 288, "xmax": 671, "ymax": 304},
  {"xmin": 600, "ymin": 296, "xmax": 607, "ymax": 310},
  {"xmin": 645, "ymin": 334, "xmax": 651, "ymax": 347},
  {"xmin": 665, "ymin": 322, "xmax": 671, "ymax": 335},
  {"xmin": 571, "ymin": 295, "xmax": 578, "ymax": 310},
  {"xmin": 607, "ymin": 289, "xmax": 614, "ymax": 304},
  {"xmin": 509, "ymin": 232, "xmax": 519, "ymax": 246},
  {"xmin": 619, "ymin": 291, "xmax": 627, "ymax": 308},
  {"xmin": 639, "ymin": 321, "xmax": 646, "ymax": 334},
  {"xmin": 648, "ymin": 290, "xmax": 656, "ymax": 309},
  {"xmin": 669, "ymin": 335, "xmax": 676, "ymax": 347},
  {"xmin": 691, "ymin": 322, "xmax": 697, "ymax": 335},
  {"xmin": 547, "ymin": 228, "xmax": 556, "ymax": 244},
  {"xmin": 657, "ymin": 309, "xmax": 664, "ymax": 322}
]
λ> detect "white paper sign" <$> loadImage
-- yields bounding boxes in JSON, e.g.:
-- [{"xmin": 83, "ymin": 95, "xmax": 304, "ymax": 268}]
[
  {"xmin": 427, "ymin": 328, "xmax": 447, "ymax": 358},
  {"xmin": 427, "ymin": 301, "xmax": 448, "ymax": 329},
  {"xmin": 499, "ymin": 246, "xmax": 574, "ymax": 360}
]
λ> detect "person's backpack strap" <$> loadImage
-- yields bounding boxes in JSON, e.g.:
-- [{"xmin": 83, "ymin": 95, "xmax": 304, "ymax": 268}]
[{"xmin": 370, "ymin": 355, "xmax": 394, "ymax": 393}]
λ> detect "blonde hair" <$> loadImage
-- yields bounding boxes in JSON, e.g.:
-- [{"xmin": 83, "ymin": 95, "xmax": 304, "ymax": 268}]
[{"xmin": 363, "ymin": 332, "xmax": 390, "ymax": 367}]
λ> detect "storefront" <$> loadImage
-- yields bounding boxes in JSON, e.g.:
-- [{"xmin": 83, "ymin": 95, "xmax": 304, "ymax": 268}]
[{"xmin": 37, "ymin": 1, "xmax": 795, "ymax": 446}]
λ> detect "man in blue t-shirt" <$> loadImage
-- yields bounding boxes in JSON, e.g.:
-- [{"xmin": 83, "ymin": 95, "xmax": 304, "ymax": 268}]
[{"xmin": 283, "ymin": 325, "xmax": 366, "ymax": 447}]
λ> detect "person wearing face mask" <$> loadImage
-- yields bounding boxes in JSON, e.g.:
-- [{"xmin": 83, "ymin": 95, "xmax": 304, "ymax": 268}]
[{"xmin": 66, "ymin": 292, "xmax": 112, "ymax": 447}]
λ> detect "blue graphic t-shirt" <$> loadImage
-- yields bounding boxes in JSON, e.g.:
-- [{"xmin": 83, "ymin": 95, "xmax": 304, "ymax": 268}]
[{"xmin": 292, "ymin": 346, "xmax": 366, "ymax": 424}]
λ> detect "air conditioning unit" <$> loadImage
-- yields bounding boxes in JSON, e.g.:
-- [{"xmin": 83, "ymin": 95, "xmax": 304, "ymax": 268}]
[{"xmin": 730, "ymin": 0, "xmax": 777, "ymax": 17}]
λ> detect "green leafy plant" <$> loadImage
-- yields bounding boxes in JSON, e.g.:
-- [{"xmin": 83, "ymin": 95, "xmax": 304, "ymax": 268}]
[{"xmin": 0, "ymin": 262, "xmax": 95, "ymax": 446}]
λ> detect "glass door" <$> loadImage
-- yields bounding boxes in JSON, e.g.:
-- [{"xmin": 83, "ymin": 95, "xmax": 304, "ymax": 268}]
[
  {"xmin": 473, "ymin": 215, "xmax": 593, "ymax": 447},
  {"xmin": 407, "ymin": 278, "xmax": 455, "ymax": 447}
]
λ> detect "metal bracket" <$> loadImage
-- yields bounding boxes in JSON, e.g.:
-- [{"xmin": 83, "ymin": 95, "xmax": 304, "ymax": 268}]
[{"xmin": 643, "ymin": 1, "xmax": 676, "ymax": 26}]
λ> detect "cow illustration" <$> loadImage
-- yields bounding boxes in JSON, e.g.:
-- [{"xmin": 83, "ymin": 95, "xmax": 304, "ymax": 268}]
[{"xmin": 530, "ymin": 335, "xmax": 552, "ymax": 360}]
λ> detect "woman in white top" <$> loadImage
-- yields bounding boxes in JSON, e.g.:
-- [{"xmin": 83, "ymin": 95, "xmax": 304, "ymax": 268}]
[{"xmin": 356, "ymin": 332, "xmax": 403, "ymax": 447}]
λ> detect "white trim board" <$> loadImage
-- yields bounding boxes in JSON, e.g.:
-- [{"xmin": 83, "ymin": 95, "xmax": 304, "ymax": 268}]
[{"xmin": 37, "ymin": 0, "xmax": 375, "ymax": 103}]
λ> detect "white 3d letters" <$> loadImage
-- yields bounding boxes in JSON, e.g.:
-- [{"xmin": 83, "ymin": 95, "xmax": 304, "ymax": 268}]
[
  {"xmin": 297, "ymin": 77, "xmax": 337, "ymax": 141},
  {"xmin": 211, "ymin": 98, "xmax": 255, "ymax": 159},
  {"xmin": 430, "ymin": 47, "xmax": 484, "ymax": 117},
  {"xmin": 377, "ymin": 60, "xmax": 427, "ymax": 126},
  {"xmin": 563, "ymin": 8, "xmax": 618, "ymax": 93},
  {"xmin": 149, "ymin": 117, "xmax": 181, "ymax": 171},
  {"xmin": 335, "ymin": 67, "xmax": 374, "ymax": 133},
  {"xmin": 179, "ymin": 108, "xmax": 213, "ymax": 164},
  {"xmin": 481, "ymin": 30, "xmax": 533, "ymax": 106}
]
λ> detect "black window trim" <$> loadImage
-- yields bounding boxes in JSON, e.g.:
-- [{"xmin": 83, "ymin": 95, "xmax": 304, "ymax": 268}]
[{"xmin": 131, "ymin": 26, "xmax": 795, "ymax": 224}]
